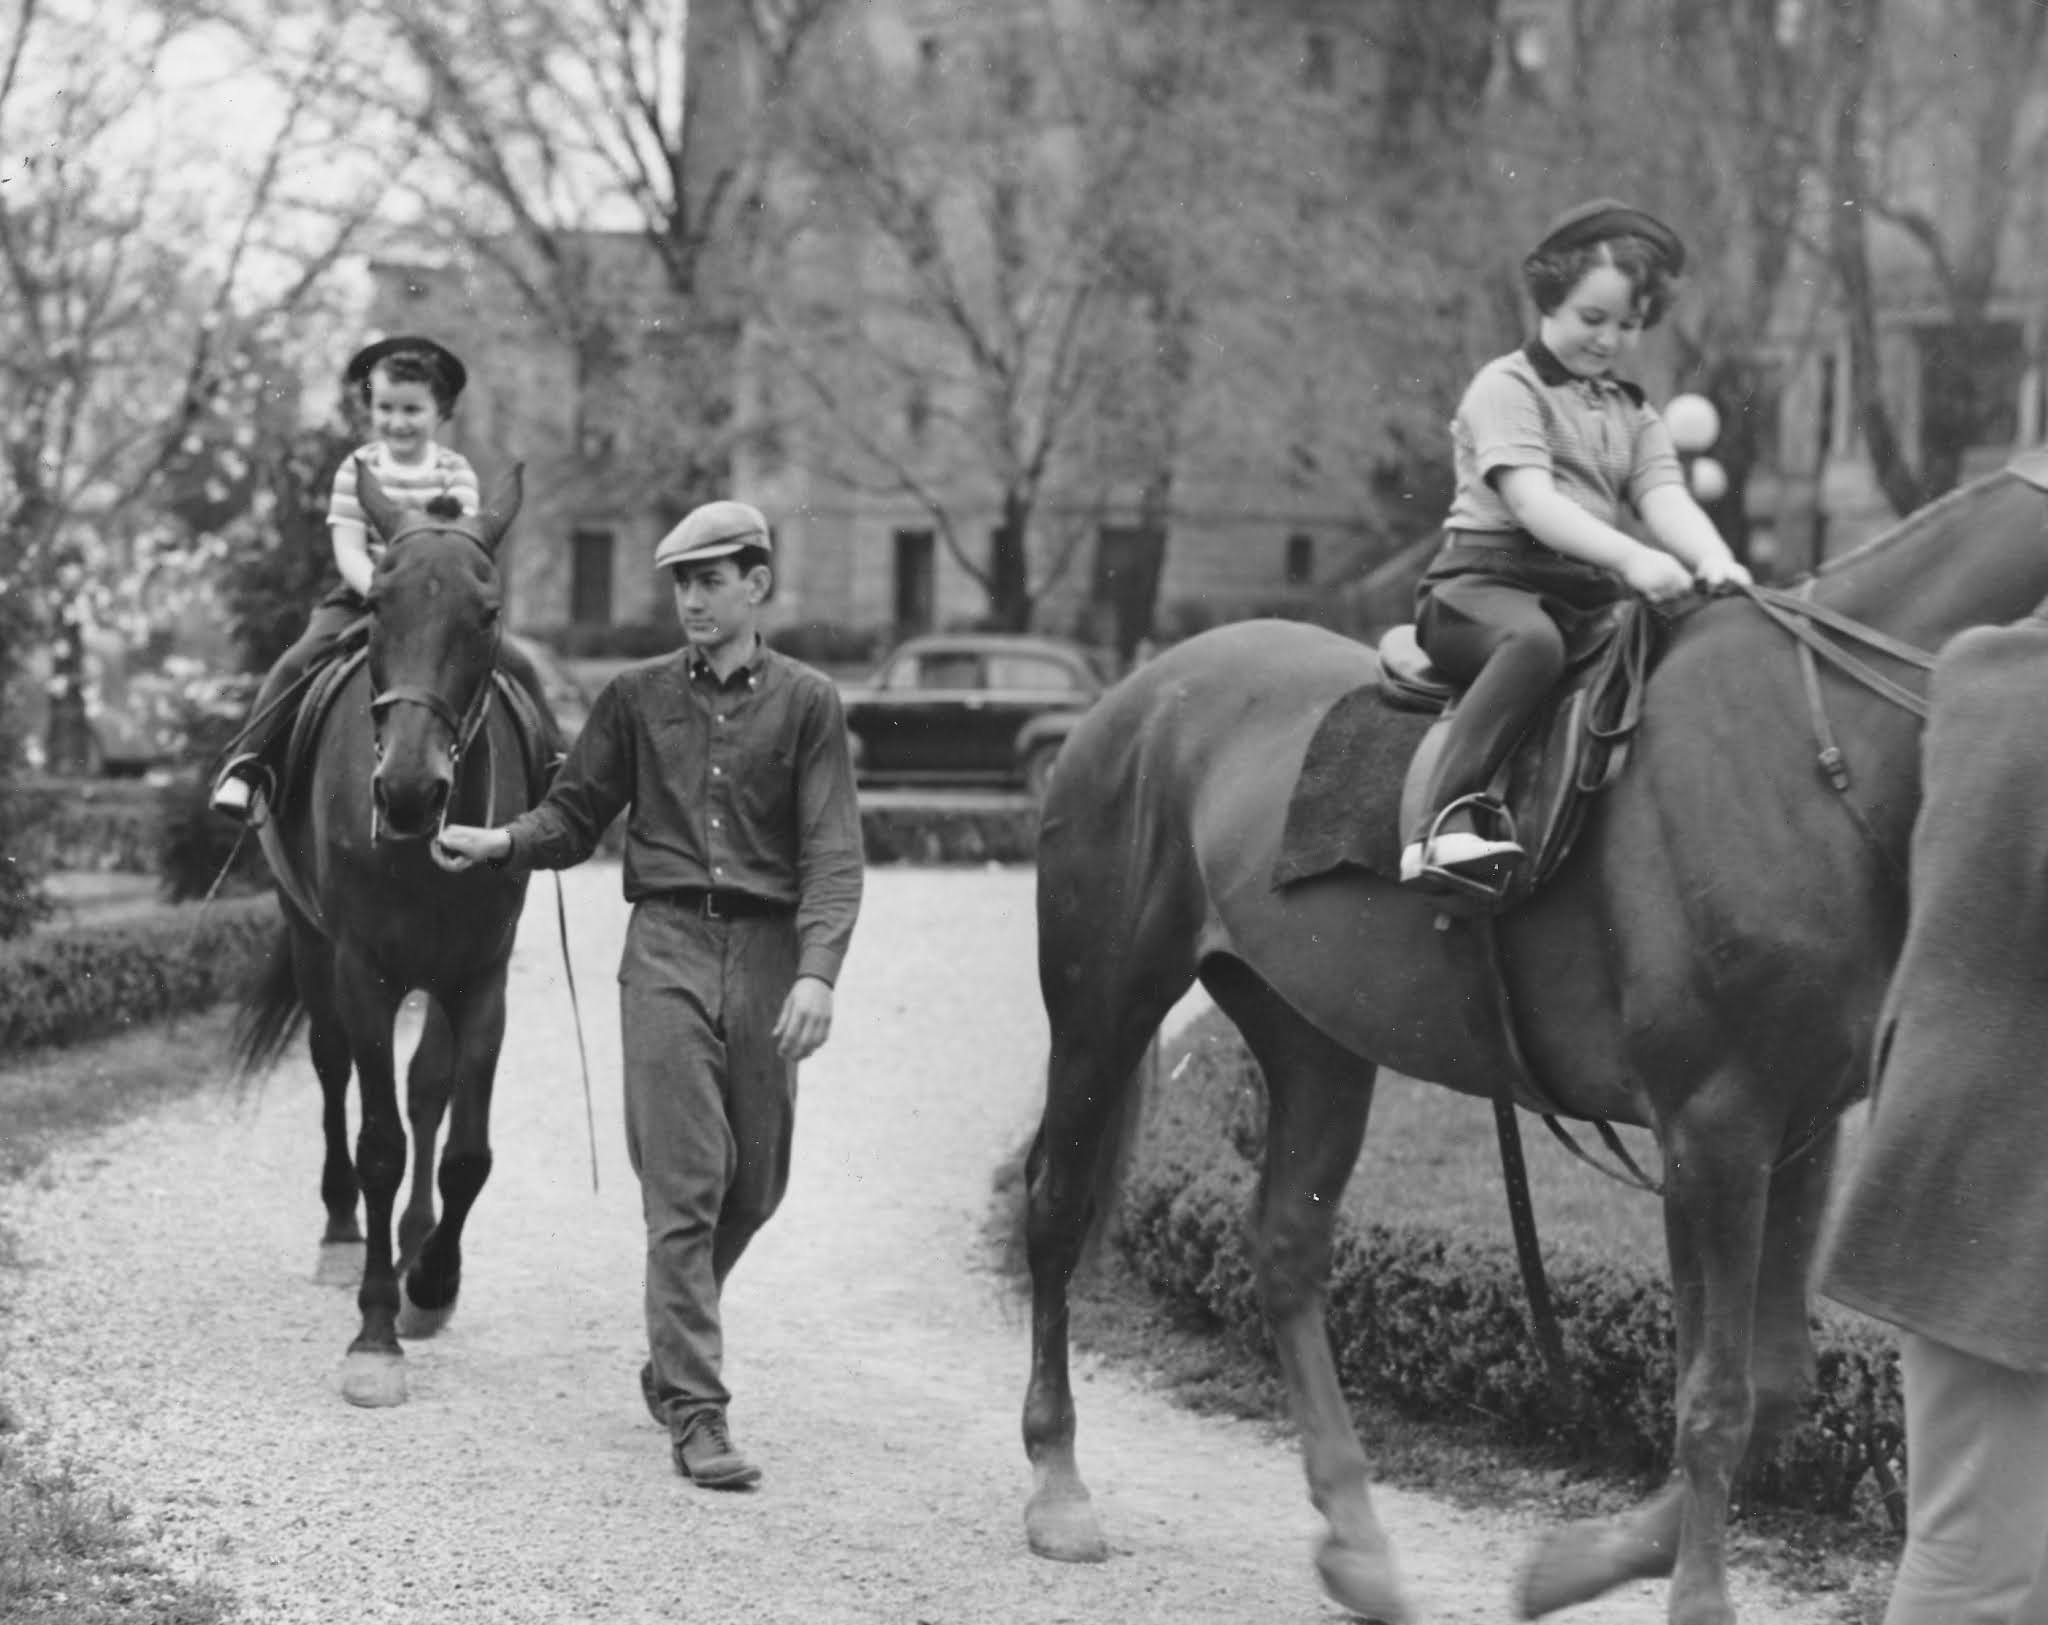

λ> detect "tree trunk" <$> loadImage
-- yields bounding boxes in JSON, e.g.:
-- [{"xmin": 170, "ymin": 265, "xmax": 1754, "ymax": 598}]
[
  {"xmin": 1825, "ymin": 0, "xmax": 1924, "ymax": 519},
  {"xmin": 44, "ymin": 615, "xmax": 98, "ymax": 778}
]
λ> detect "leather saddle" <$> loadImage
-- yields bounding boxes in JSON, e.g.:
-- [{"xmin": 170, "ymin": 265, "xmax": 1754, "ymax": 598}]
[{"xmin": 1378, "ymin": 599, "xmax": 1667, "ymax": 914}]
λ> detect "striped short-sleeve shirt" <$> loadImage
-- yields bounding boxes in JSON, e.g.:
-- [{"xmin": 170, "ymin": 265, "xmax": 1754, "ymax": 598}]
[
  {"xmin": 1443, "ymin": 341, "xmax": 1682, "ymax": 536},
  {"xmin": 328, "ymin": 442, "xmax": 481, "ymax": 556}
]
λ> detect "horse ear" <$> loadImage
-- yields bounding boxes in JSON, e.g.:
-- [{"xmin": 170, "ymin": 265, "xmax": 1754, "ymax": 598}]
[
  {"xmin": 354, "ymin": 457, "xmax": 407, "ymax": 546},
  {"xmin": 474, "ymin": 464, "xmax": 524, "ymax": 556}
]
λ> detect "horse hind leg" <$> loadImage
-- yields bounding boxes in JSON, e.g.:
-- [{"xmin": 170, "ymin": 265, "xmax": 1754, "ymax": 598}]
[
  {"xmin": 295, "ymin": 933, "xmax": 365, "ymax": 1287},
  {"xmin": 1201, "ymin": 956, "xmax": 1413, "ymax": 1625},
  {"xmin": 1022, "ymin": 893, "xmax": 1197, "ymax": 1565}
]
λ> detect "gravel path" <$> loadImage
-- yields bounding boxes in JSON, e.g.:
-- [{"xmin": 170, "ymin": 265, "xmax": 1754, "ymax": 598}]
[{"xmin": 2, "ymin": 865, "xmax": 1846, "ymax": 1624}]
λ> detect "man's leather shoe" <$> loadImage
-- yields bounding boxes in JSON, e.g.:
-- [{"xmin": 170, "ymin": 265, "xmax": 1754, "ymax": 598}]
[{"xmin": 672, "ymin": 1409, "xmax": 762, "ymax": 1490}]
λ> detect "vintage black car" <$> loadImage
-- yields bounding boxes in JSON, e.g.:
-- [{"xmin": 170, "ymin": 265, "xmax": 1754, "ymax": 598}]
[{"xmin": 839, "ymin": 633, "xmax": 1106, "ymax": 798}]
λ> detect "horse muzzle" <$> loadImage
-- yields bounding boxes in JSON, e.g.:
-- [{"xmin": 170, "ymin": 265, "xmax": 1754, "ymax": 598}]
[{"xmin": 371, "ymin": 762, "xmax": 453, "ymax": 842}]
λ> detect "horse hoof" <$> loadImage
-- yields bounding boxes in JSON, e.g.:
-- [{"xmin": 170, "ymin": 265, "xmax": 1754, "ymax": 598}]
[
  {"xmin": 1514, "ymin": 1524, "xmax": 1630, "ymax": 1619},
  {"xmin": 340, "ymin": 1349, "xmax": 407, "ymax": 1408},
  {"xmin": 1024, "ymin": 1490, "xmax": 1109, "ymax": 1563},
  {"xmin": 395, "ymin": 1274, "xmax": 455, "ymax": 1340},
  {"xmin": 1315, "ymin": 1534, "xmax": 1413, "ymax": 1624},
  {"xmin": 312, "ymin": 1240, "xmax": 364, "ymax": 1289}
]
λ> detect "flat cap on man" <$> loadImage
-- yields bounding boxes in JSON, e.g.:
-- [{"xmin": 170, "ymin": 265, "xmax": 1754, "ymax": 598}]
[
  {"xmin": 1530, "ymin": 197, "xmax": 1685, "ymax": 276},
  {"xmin": 654, "ymin": 500, "xmax": 773, "ymax": 569}
]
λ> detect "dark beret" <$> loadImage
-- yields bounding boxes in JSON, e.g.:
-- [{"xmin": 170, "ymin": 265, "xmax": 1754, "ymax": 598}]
[
  {"xmin": 1531, "ymin": 197, "xmax": 1685, "ymax": 276},
  {"xmin": 343, "ymin": 335, "xmax": 469, "ymax": 401}
]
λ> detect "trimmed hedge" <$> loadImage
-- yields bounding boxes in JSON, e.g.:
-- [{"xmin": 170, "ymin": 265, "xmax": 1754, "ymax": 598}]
[
  {"xmin": 1114, "ymin": 1023, "xmax": 1908, "ymax": 1530},
  {"xmin": 5, "ymin": 779, "xmax": 163, "ymax": 874},
  {"xmin": 20, "ymin": 776, "xmax": 1043, "ymax": 872},
  {"xmin": 0, "ymin": 895, "xmax": 279, "ymax": 1058}
]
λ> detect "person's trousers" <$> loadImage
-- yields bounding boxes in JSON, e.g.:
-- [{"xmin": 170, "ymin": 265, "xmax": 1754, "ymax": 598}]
[
  {"xmin": 1884, "ymin": 1331, "xmax": 2048, "ymax": 1624},
  {"xmin": 226, "ymin": 594, "xmax": 366, "ymax": 771},
  {"xmin": 619, "ymin": 897, "xmax": 799, "ymax": 1427},
  {"xmin": 1414, "ymin": 576, "xmax": 1569, "ymax": 824}
]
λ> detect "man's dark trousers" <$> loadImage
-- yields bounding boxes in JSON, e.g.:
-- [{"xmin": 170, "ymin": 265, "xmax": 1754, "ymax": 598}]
[{"xmin": 620, "ymin": 895, "xmax": 799, "ymax": 1425}]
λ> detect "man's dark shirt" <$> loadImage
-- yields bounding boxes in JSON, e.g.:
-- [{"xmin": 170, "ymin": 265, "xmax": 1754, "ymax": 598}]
[{"xmin": 500, "ymin": 637, "xmax": 864, "ymax": 986}]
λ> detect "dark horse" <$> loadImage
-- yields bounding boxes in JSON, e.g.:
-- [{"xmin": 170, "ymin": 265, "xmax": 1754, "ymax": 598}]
[
  {"xmin": 1022, "ymin": 463, "xmax": 2048, "ymax": 1624},
  {"xmin": 232, "ymin": 463, "xmax": 546, "ymax": 1409}
]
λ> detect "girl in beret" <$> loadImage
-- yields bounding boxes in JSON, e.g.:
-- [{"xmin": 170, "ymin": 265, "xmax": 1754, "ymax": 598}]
[
  {"xmin": 210, "ymin": 337, "xmax": 559, "ymax": 821},
  {"xmin": 1402, "ymin": 199, "xmax": 1750, "ymax": 890}
]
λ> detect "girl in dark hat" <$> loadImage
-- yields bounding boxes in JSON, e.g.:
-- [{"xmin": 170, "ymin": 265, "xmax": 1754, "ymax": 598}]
[
  {"xmin": 1401, "ymin": 198, "xmax": 1750, "ymax": 891},
  {"xmin": 210, "ymin": 336, "xmax": 558, "ymax": 820}
]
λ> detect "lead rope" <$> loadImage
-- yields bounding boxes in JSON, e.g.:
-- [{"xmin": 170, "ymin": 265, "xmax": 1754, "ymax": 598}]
[{"xmin": 556, "ymin": 870, "xmax": 600, "ymax": 1195}]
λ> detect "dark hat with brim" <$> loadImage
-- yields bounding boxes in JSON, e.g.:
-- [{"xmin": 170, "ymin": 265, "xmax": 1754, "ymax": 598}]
[
  {"xmin": 1532, "ymin": 197, "xmax": 1685, "ymax": 276},
  {"xmin": 655, "ymin": 500, "xmax": 773, "ymax": 570},
  {"xmin": 343, "ymin": 335, "xmax": 469, "ymax": 401}
]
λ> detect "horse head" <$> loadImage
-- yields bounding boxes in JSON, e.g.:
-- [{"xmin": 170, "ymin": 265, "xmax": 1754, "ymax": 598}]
[{"xmin": 357, "ymin": 458, "xmax": 524, "ymax": 841}]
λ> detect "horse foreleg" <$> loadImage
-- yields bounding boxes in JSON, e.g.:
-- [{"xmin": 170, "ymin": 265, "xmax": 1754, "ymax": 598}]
[
  {"xmin": 1748, "ymin": 1122, "xmax": 1837, "ymax": 1449},
  {"xmin": 398, "ymin": 996, "xmax": 455, "ymax": 1276},
  {"xmin": 334, "ymin": 950, "xmax": 409, "ymax": 1408},
  {"xmin": 290, "ymin": 929, "xmax": 364, "ymax": 1284},
  {"xmin": 1205, "ymin": 958, "xmax": 1411, "ymax": 1625},
  {"xmin": 399, "ymin": 975, "xmax": 507, "ymax": 1340},
  {"xmin": 1523, "ymin": 1086, "xmax": 1773, "ymax": 1625}
]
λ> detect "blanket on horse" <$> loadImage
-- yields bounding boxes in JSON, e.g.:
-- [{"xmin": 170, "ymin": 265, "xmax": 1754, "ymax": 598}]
[{"xmin": 1272, "ymin": 598, "xmax": 1672, "ymax": 906}]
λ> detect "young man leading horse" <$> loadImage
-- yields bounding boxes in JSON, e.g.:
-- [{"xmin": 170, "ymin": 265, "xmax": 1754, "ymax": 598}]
[{"xmin": 434, "ymin": 500, "xmax": 864, "ymax": 1491}]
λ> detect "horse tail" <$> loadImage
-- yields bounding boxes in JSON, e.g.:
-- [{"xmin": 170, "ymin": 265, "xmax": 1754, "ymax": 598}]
[{"xmin": 230, "ymin": 920, "xmax": 307, "ymax": 1081}]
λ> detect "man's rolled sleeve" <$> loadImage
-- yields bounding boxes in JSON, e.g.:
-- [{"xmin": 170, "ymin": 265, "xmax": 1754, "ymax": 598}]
[
  {"xmin": 790, "ymin": 679, "xmax": 864, "ymax": 985},
  {"xmin": 500, "ymin": 680, "xmax": 633, "ymax": 871},
  {"xmin": 1460, "ymin": 369, "xmax": 1554, "ymax": 486}
]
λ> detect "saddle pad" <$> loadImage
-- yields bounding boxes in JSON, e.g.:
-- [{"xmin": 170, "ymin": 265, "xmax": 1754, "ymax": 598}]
[{"xmin": 1271, "ymin": 685, "xmax": 1434, "ymax": 885}]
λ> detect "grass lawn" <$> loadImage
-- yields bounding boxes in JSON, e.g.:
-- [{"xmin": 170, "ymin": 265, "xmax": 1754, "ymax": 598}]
[{"xmin": 0, "ymin": 996, "xmax": 238, "ymax": 1625}]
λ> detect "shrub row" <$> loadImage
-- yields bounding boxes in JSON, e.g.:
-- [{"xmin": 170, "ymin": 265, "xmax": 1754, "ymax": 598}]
[
  {"xmin": 5, "ymin": 779, "xmax": 163, "ymax": 874},
  {"xmin": 0, "ymin": 894, "xmax": 279, "ymax": 1058},
  {"xmin": 1113, "ymin": 1028, "xmax": 1908, "ymax": 1530},
  {"xmin": 21, "ymin": 778, "xmax": 1043, "ymax": 874}
]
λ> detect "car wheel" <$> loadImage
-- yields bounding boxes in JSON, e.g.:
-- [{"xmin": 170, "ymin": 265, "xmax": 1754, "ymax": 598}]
[{"xmin": 1022, "ymin": 741, "xmax": 1061, "ymax": 803}]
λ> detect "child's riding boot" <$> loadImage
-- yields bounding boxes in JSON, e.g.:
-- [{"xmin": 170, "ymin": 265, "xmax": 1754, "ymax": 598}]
[
  {"xmin": 209, "ymin": 753, "xmax": 274, "ymax": 826},
  {"xmin": 1400, "ymin": 795, "xmax": 1524, "ymax": 887}
]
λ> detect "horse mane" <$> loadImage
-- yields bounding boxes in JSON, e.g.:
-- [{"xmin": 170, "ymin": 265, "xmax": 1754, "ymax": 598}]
[{"xmin": 1808, "ymin": 467, "xmax": 2022, "ymax": 585}]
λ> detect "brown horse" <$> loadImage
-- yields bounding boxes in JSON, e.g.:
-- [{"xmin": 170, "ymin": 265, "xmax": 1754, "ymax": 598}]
[
  {"xmin": 232, "ymin": 463, "xmax": 548, "ymax": 1408},
  {"xmin": 1021, "ymin": 464, "xmax": 2048, "ymax": 1624}
]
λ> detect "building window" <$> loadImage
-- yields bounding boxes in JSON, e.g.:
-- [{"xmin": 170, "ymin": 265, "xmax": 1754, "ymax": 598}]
[
  {"xmin": 570, "ymin": 527, "xmax": 614, "ymax": 626},
  {"xmin": 1302, "ymin": 30, "xmax": 1335, "ymax": 92},
  {"xmin": 905, "ymin": 379, "xmax": 930, "ymax": 443},
  {"xmin": 1284, "ymin": 532, "xmax": 1315, "ymax": 587},
  {"xmin": 893, "ymin": 528, "xmax": 936, "ymax": 634}
]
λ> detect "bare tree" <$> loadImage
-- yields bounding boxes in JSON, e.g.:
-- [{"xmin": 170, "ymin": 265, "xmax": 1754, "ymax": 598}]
[
  {"xmin": 296, "ymin": 0, "xmax": 846, "ymax": 512},
  {"xmin": 0, "ymin": 0, "xmax": 388, "ymax": 771},
  {"xmin": 1825, "ymin": 0, "xmax": 2048, "ymax": 516}
]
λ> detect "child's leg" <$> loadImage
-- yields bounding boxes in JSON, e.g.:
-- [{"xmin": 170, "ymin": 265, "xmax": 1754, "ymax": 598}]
[
  {"xmin": 1413, "ymin": 576, "xmax": 1567, "ymax": 827},
  {"xmin": 213, "ymin": 601, "xmax": 365, "ymax": 801}
]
